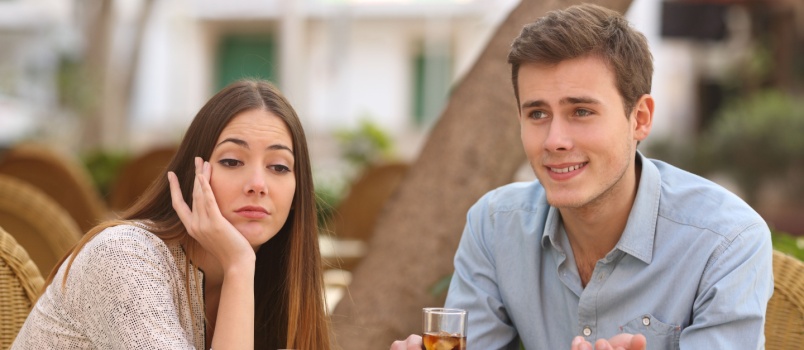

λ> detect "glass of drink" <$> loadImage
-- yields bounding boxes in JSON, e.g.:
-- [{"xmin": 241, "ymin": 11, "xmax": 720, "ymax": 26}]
[{"xmin": 422, "ymin": 307, "xmax": 466, "ymax": 350}]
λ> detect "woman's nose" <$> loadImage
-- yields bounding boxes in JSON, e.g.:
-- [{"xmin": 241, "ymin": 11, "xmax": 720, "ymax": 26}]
[{"xmin": 245, "ymin": 169, "xmax": 267, "ymax": 195}]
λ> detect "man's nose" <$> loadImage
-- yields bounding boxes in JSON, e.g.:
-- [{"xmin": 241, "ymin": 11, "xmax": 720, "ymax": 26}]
[{"xmin": 543, "ymin": 118, "xmax": 572, "ymax": 152}]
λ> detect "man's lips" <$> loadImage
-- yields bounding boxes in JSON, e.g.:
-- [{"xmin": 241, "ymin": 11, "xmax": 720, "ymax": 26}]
[
  {"xmin": 235, "ymin": 206, "xmax": 269, "ymax": 219},
  {"xmin": 546, "ymin": 162, "xmax": 588, "ymax": 173},
  {"xmin": 543, "ymin": 162, "xmax": 589, "ymax": 181}
]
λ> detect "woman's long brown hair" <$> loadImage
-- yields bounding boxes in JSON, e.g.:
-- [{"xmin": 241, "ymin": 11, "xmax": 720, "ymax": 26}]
[{"xmin": 45, "ymin": 80, "xmax": 331, "ymax": 349}]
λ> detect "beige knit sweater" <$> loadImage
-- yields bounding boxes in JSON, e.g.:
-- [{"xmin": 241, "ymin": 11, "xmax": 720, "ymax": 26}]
[{"xmin": 12, "ymin": 224, "xmax": 205, "ymax": 349}]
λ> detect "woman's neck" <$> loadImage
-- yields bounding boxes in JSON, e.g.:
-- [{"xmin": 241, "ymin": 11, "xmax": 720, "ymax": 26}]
[{"xmin": 183, "ymin": 237, "xmax": 224, "ymax": 289}]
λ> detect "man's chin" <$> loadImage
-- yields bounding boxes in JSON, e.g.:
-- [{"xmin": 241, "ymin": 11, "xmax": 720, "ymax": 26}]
[{"xmin": 545, "ymin": 195, "xmax": 585, "ymax": 209}]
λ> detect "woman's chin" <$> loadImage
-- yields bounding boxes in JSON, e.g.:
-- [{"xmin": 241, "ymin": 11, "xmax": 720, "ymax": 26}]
[{"xmin": 236, "ymin": 223, "xmax": 277, "ymax": 247}]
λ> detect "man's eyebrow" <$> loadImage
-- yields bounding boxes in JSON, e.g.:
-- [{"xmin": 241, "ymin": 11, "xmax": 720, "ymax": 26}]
[
  {"xmin": 216, "ymin": 138, "xmax": 294, "ymax": 155},
  {"xmin": 561, "ymin": 96, "xmax": 602, "ymax": 105},
  {"xmin": 521, "ymin": 99, "xmax": 548, "ymax": 109},
  {"xmin": 521, "ymin": 97, "xmax": 602, "ymax": 109}
]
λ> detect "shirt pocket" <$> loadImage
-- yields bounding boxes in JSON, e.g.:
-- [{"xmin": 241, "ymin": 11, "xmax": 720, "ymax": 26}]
[{"xmin": 620, "ymin": 314, "xmax": 681, "ymax": 350}]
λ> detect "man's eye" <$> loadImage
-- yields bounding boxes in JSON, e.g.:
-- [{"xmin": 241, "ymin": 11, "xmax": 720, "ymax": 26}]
[
  {"xmin": 576, "ymin": 109, "xmax": 592, "ymax": 117},
  {"xmin": 219, "ymin": 159, "xmax": 242, "ymax": 167},
  {"xmin": 529, "ymin": 110, "xmax": 548, "ymax": 119}
]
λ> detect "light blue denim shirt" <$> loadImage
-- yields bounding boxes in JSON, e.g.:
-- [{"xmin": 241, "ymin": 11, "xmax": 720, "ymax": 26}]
[{"xmin": 445, "ymin": 152, "xmax": 773, "ymax": 349}]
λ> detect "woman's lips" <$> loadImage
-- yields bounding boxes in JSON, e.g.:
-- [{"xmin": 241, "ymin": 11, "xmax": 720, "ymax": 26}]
[{"xmin": 235, "ymin": 206, "xmax": 269, "ymax": 219}]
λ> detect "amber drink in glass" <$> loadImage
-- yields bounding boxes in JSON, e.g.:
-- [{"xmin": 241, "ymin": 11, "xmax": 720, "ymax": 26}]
[{"xmin": 422, "ymin": 308, "xmax": 466, "ymax": 350}]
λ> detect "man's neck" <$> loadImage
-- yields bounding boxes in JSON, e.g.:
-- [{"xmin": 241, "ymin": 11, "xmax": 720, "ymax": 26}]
[{"xmin": 561, "ymin": 159, "xmax": 642, "ymax": 284}]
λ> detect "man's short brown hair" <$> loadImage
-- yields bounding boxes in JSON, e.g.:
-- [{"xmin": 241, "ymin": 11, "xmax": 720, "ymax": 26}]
[{"xmin": 508, "ymin": 4, "xmax": 653, "ymax": 116}]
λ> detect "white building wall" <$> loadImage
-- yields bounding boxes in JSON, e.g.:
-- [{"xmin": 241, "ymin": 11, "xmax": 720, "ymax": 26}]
[
  {"xmin": 627, "ymin": 0, "xmax": 698, "ymax": 147},
  {"xmin": 126, "ymin": 0, "xmax": 708, "ymax": 156},
  {"xmin": 128, "ymin": 1, "xmax": 513, "ymax": 144},
  {"xmin": 344, "ymin": 20, "xmax": 411, "ymax": 131},
  {"xmin": 130, "ymin": 0, "xmax": 210, "ymax": 150}
]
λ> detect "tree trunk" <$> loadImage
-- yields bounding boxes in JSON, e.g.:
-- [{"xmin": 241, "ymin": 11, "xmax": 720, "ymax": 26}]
[
  {"xmin": 80, "ymin": 0, "xmax": 113, "ymax": 150},
  {"xmin": 80, "ymin": 0, "xmax": 155, "ymax": 151},
  {"xmin": 330, "ymin": 0, "xmax": 633, "ymax": 348}
]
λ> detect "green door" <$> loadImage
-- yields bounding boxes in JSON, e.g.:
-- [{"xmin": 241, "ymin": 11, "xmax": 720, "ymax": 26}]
[{"xmin": 216, "ymin": 35, "xmax": 277, "ymax": 91}]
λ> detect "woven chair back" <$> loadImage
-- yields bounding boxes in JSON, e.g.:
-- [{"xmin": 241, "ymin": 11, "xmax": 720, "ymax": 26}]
[
  {"xmin": 329, "ymin": 162, "xmax": 409, "ymax": 243},
  {"xmin": 0, "ymin": 225, "xmax": 45, "ymax": 348},
  {"xmin": 0, "ymin": 143, "xmax": 108, "ymax": 232},
  {"xmin": 765, "ymin": 250, "xmax": 804, "ymax": 350},
  {"xmin": 108, "ymin": 145, "xmax": 177, "ymax": 213},
  {"xmin": 0, "ymin": 174, "xmax": 82, "ymax": 276}
]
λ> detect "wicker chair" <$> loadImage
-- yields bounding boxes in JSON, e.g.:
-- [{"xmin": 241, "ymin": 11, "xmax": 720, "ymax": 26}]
[
  {"xmin": 0, "ymin": 225, "xmax": 45, "ymax": 348},
  {"xmin": 0, "ymin": 143, "xmax": 109, "ymax": 232},
  {"xmin": 107, "ymin": 145, "xmax": 177, "ymax": 213},
  {"xmin": 765, "ymin": 250, "xmax": 804, "ymax": 350},
  {"xmin": 324, "ymin": 162, "xmax": 409, "ymax": 270},
  {"xmin": 0, "ymin": 174, "xmax": 82, "ymax": 276}
]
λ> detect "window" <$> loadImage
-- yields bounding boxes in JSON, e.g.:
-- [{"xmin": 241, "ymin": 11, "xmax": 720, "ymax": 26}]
[{"xmin": 412, "ymin": 44, "xmax": 452, "ymax": 126}]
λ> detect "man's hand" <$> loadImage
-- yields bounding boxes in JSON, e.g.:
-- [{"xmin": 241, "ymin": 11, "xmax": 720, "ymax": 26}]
[
  {"xmin": 391, "ymin": 334, "xmax": 423, "ymax": 350},
  {"xmin": 571, "ymin": 333, "xmax": 647, "ymax": 350}
]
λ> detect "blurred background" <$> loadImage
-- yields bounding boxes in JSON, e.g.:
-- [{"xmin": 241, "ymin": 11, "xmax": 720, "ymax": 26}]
[{"xmin": 1, "ymin": 0, "xmax": 803, "ymax": 310}]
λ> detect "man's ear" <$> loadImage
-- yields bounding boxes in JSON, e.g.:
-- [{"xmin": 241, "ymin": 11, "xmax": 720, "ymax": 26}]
[{"xmin": 632, "ymin": 94, "xmax": 654, "ymax": 142}]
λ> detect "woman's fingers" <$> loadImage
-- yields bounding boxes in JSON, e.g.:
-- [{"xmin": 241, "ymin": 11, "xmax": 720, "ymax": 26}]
[
  {"xmin": 194, "ymin": 160, "xmax": 220, "ymax": 223},
  {"xmin": 174, "ymin": 157, "xmax": 212, "ymax": 239},
  {"xmin": 167, "ymin": 171, "xmax": 192, "ymax": 224}
]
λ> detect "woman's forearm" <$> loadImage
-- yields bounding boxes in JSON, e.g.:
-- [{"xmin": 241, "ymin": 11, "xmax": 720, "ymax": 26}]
[{"xmin": 210, "ymin": 261, "xmax": 255, "ymax": 350}]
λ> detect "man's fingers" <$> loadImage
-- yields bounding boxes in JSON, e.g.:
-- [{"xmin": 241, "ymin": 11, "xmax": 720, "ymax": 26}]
[
  {"xmin": 630, "ymin": 334, "xmax": 646, "ymax": 350},
  {"xmin": 606, "ymin": 333, "xmax": 647, "ymax": 350},
  {"xmin": 571, "ymin": 336, "xmax": 593, "ymax": 350}
]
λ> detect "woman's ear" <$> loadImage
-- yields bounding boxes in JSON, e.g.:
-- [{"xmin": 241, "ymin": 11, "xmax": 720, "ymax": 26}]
[{"xmin": 632, "ymin": 94, "xmax": 654, "ymax": 142}]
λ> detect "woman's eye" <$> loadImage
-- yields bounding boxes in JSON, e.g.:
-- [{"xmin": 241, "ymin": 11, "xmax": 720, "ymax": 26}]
[
  {"xmin": 270, "ymin": 165, "xmax": 291, "ymax": 174},
  {"xmin": 219, "ymin": 159, "xmax": 242, "ymax": 167}
]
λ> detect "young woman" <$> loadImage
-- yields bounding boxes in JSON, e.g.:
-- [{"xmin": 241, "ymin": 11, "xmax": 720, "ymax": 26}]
[{"xmin": 12, "ymin": 80, "xmax": 331, "ymax": 349}]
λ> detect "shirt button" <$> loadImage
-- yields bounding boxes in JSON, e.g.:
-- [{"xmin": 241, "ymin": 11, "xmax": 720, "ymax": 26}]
[
  {"xmin": 583, "ymin": 327, "xmax": 592, "ymax": 336},
  {"xmin": 642, "ymin": 316, "xmax": 651, "ymax": 326}
]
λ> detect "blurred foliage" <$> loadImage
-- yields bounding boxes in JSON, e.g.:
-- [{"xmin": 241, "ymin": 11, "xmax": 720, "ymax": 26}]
[
  {"xmin": 315, "ymin": 184, "xmax": 342, "ymax": 231},
  {"xmin": 772, "ymin": 229, "xmax": 804, "ymax": 261},
  {"xmin": 319, "ymin": 118, "xmax": 396, "ymax": 232},
  {"xmin": 647, "ymin": 89, "xmax": 804, "ymax": 205},
  {"xmin": 57, "ymin": 56, "xmax": 95, "ymax": 115},
  {"xmin": 334, "ymin": 118, "xmax": 395, "ymax": 169},
  {"xmin": 82, "ymin": 149, "xmax": 129, "ymax": 198},
  {"xmin": 700, "ymin": 90, "xmax": 804, "ymax": 203}
]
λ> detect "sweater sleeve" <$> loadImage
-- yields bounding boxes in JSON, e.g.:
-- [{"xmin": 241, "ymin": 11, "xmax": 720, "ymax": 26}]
[{"xmin": 68, "ymin": 228, "xmax": 199, "ymax": 349}]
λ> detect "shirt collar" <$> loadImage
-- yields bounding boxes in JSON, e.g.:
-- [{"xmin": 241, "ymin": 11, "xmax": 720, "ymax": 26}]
[{"xmin": 540, "ymin": 151, "xmax": 660, "ymax": 264}]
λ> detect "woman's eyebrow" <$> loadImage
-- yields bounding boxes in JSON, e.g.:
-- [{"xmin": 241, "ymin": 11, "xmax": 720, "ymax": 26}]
[
  {"xmin": 268, "ymin": 144, "xmax": 294, "ymax": 156},
  {"xmin": 216, "ymin": 138, "xmax": 293, "ymax": 155},
  {"xmin": 216, "ymin": 137, "xmax": 248, "ymax": 149}
]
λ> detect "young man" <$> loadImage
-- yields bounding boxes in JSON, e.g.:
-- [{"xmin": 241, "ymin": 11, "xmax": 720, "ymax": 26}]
[{"xmin": 392, "ymin": 4, "xmax": 773, "ymax": 350}]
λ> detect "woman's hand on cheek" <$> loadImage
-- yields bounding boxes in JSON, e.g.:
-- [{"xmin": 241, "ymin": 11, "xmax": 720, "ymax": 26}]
[{"xmin": 168, "ymin": 157, "xmax": 256, "ymax": 270}]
